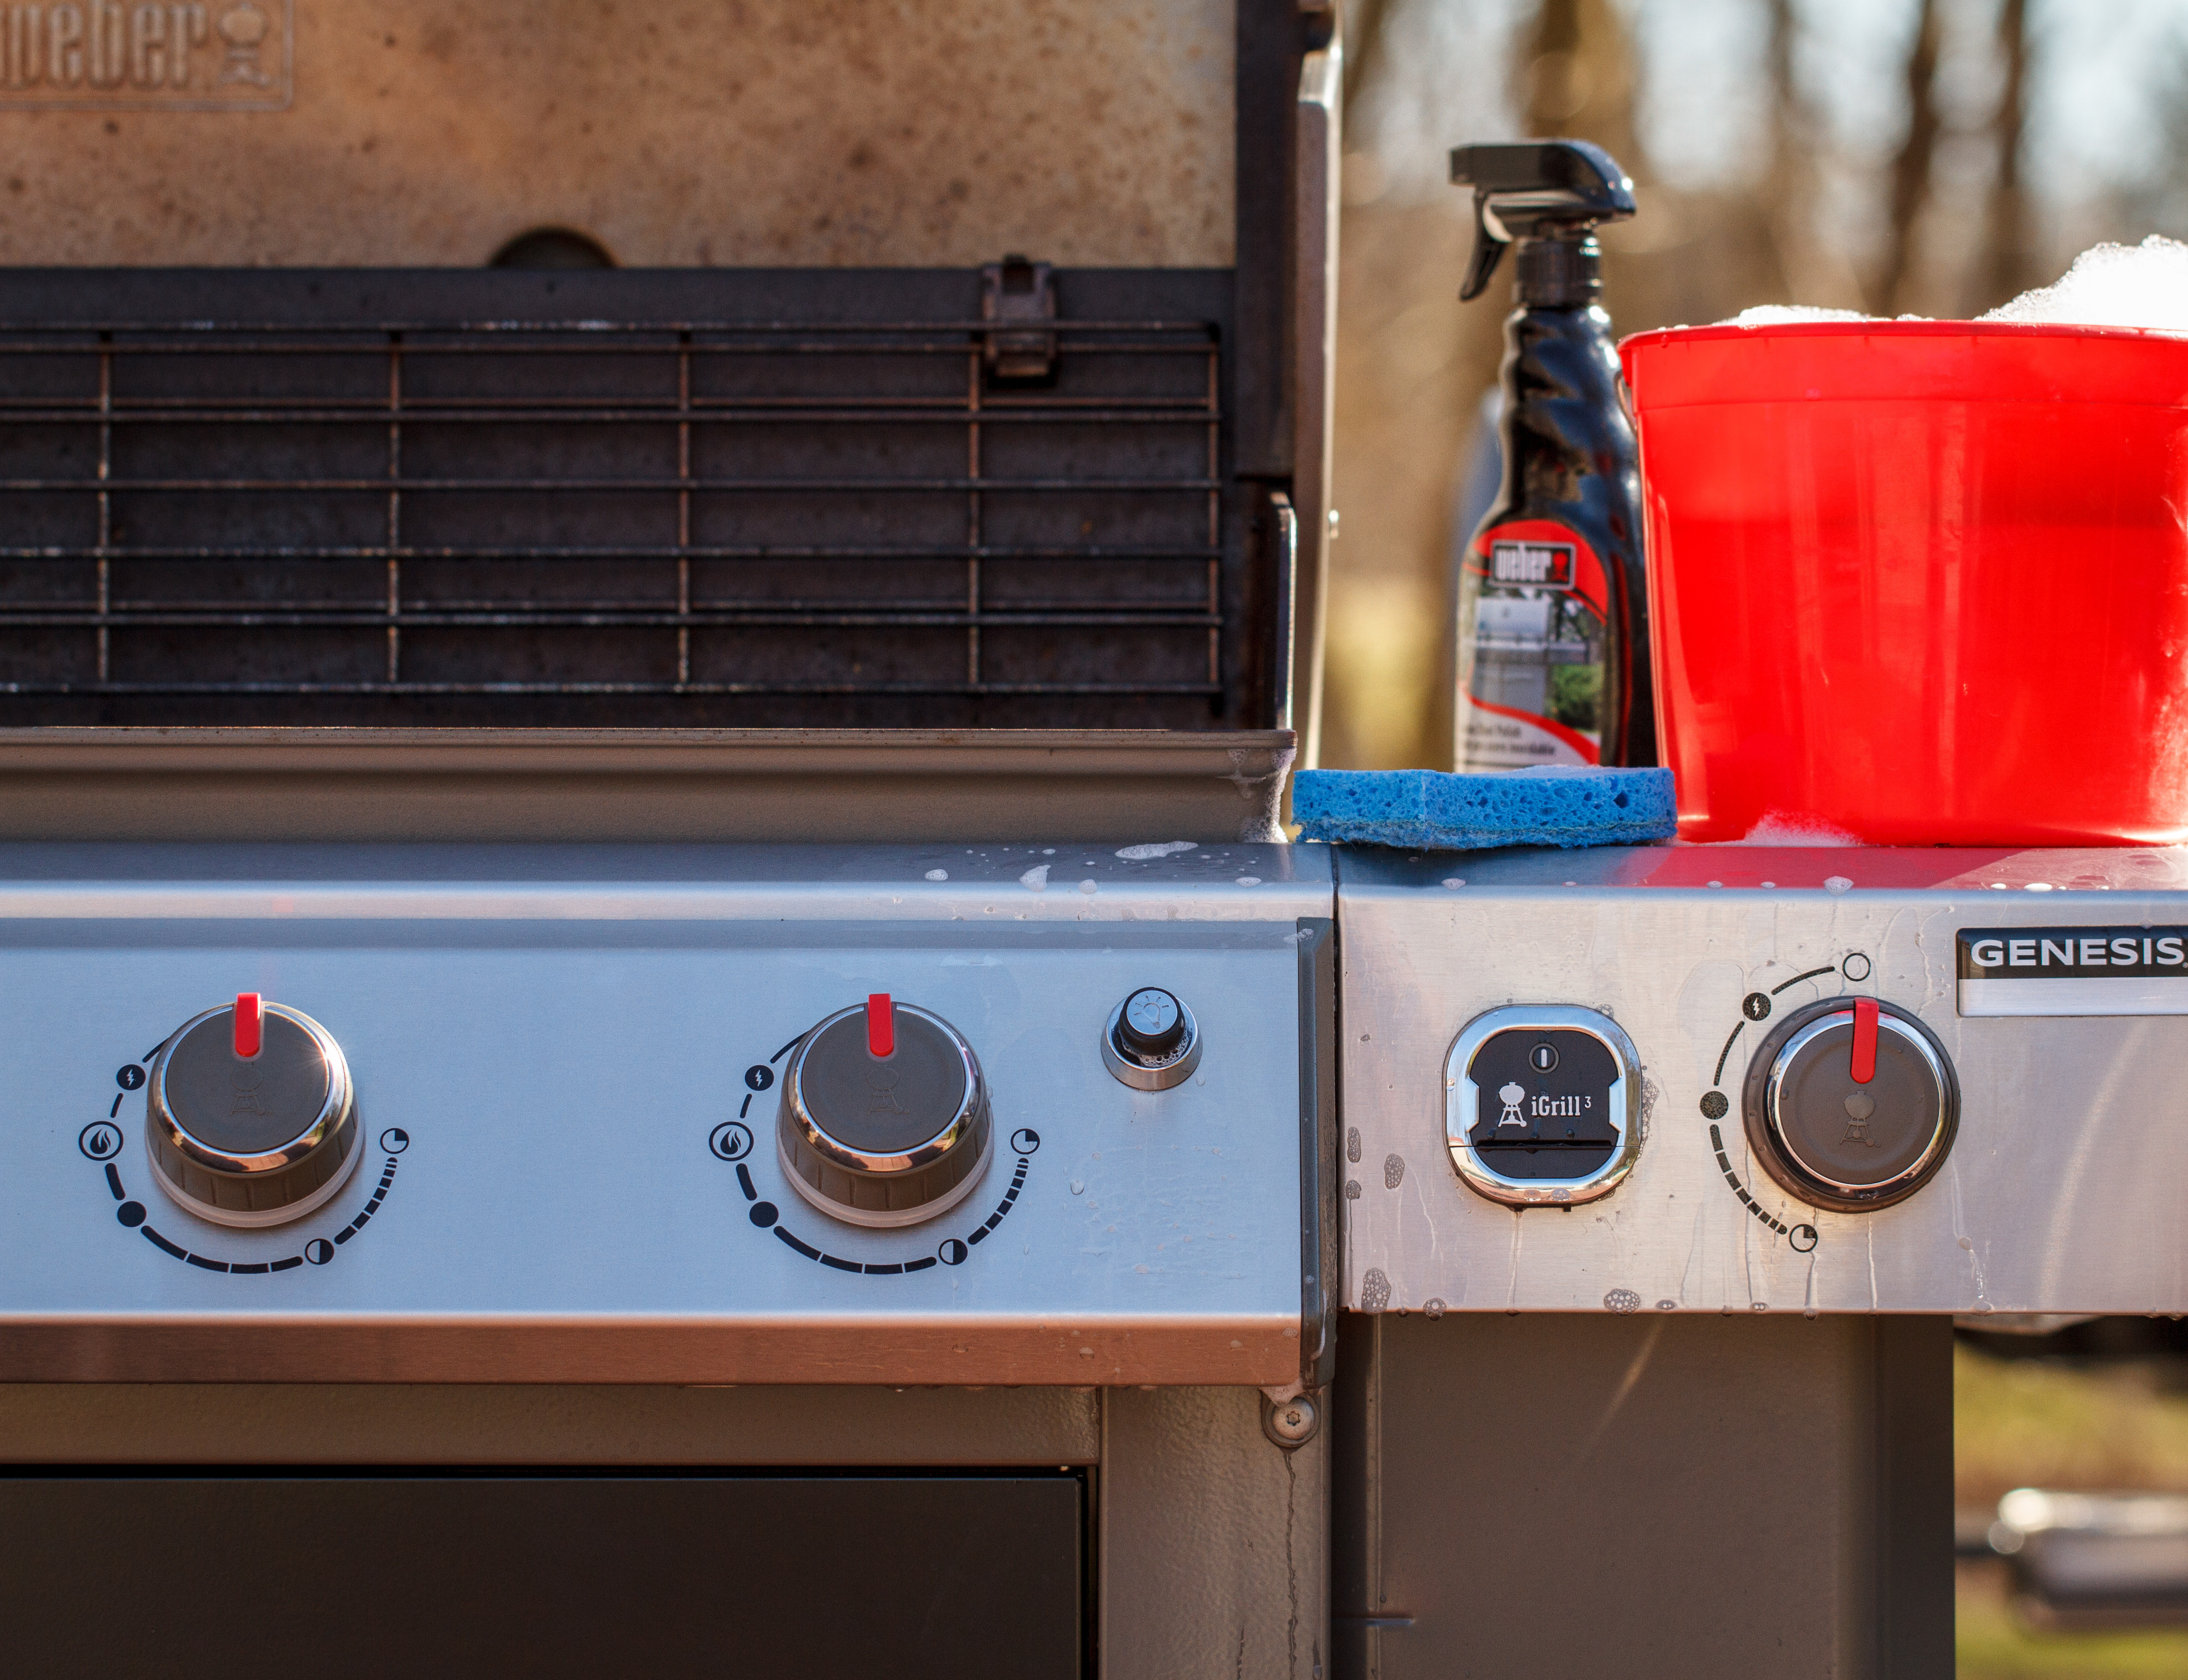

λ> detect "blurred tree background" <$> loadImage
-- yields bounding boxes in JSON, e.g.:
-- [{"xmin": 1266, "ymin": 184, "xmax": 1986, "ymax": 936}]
[{"xmin": 1322, "ymin": 0, "xmax": 2188, "ymax": 772}]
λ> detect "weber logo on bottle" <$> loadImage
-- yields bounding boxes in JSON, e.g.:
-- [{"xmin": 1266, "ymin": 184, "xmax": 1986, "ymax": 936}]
[
  {"xmin": 1957, "ymin": 925, "xmax": 2188, "ymax": 1016},
  {"xmin": 1489, "ymin": 540, "xmax": 1575, "ymax": 590},
  {"xmin": 0, "ymin": 0, "xmax": 290, "ymax": 111}
]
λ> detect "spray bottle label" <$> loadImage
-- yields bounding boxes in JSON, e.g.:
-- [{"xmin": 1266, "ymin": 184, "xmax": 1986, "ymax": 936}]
[{"xmin": 1456, "ymin": 519, "xmax": 1607, "ymax": 769}]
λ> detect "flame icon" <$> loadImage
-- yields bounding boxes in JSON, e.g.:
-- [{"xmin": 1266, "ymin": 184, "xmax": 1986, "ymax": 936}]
[{"xmin": 79, "ymin": 1121, "xmax": 123, "ymax": 1160}]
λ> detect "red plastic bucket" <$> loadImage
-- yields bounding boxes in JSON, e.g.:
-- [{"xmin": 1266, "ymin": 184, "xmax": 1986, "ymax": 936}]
[{"xmin": 1620, "ymin": 321, "xmax": 2188, "ymax": 845}]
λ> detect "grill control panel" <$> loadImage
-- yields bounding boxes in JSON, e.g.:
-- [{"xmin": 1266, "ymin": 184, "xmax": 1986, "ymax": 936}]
[
  {"xmin": 1340, "ymin": 845, "xmax": 2188, "ymax": 1317},
  {"xmin": 0, "ymin": 841, "xmax": 1329, "ymax": 1387}
]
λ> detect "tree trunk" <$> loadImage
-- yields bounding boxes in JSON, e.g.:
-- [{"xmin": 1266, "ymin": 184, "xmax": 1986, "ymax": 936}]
[
  {"xmin": 1878, "ymin": 0, "xmax": 1942, "ymax": 314},
  {"xmin": 1520, "ymin": 0, "xmax": 1640, "ymax": 173},
  {"xmin": 1979, "ymin": 0, "xmax": 2032, "ymax": 312}
]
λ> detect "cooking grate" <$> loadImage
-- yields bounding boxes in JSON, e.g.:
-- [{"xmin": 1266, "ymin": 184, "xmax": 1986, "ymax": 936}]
[{"xmin": 0, "ymin": 284, "xmax": 1240, "ymax": 727}]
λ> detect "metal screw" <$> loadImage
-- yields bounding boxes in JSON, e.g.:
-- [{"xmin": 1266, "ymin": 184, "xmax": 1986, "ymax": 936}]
[{"xmin": 1262, "ymin": 1391, "xmax": 1320, "ymax": 1449}]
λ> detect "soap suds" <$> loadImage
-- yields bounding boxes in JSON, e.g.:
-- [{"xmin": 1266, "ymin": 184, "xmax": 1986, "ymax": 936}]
[
  {"xmin": 1115, "ymin": 840, "xmax": 1198, "ymax": 861},
  {"xmin": 1727, "ymin": 812, "xmax": 1863, "ymax": 847},
  {"xmin": 1980, "ymin": 235, "xmax": 2188, "ymax": 332},
  {"xmin": 1712, "ymin": 236, "xmax": 2188, "ymax": 336},
  {"xmin": 1723, "ymin": 304, "xmax": 1873, "ymax": 327}
]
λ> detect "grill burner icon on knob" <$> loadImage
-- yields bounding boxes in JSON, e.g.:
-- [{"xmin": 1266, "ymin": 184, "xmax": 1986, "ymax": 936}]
[
  {"xmin": 145, "ymin": 993, "xmax": 361, "ymax": 1228},
  {"xmin": 1742, "ymin": 998, "xmax": 1958, "ymax": 1213},
  {"xmin": 1102, "ymin": 986, "xmax": 1203, "ymax": 1090},
  {"xmin": 777, "ymin": 993, "xmax": 993, "ymax": 1228}
]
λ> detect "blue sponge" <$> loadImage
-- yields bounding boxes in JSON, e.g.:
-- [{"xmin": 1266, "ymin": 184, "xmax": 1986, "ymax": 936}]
[{"xmin": 1292, "ymin": 766, "xmax": 1676, "ymax": 851}]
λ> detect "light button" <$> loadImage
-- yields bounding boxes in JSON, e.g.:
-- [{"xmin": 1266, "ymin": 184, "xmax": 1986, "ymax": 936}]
[
  {"xmin": 1102, "ymin": 987, "xmax": 1203, "ymax": 1091},
  {"xmin": 1120, "ymin": 988, "xmax": 1186, "ymax": 1060}
]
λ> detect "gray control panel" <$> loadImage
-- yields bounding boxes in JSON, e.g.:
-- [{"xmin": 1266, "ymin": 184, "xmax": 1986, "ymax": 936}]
[
  {"xmin": 0, "ymin": 841, "xmax": 1329, "ymax": 1385},
  {"xmin": 1340, "ymin": 844, "xmax": 2188, "ymax": 1317}
]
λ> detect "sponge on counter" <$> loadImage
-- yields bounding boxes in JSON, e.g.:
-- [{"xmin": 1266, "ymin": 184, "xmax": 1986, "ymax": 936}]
[{"xmin": 1292, "ymin": 766, "xmax": 1676, "ymax": 851}]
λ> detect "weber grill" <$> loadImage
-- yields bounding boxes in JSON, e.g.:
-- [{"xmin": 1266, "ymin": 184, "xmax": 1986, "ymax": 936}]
[
  {"xmin": 0, "ymin": 6, "xmax": 1350, "ymax": 1679},
  {"xmin": 6, "ymin": 8, "xmax": 2188, "ymax": 1678},
  {"xmin": 0, "ymin": 270, "xmax": 1262, "ymax": 728}
]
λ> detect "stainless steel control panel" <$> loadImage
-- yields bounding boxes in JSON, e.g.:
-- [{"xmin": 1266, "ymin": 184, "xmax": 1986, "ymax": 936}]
[
  {"xmin": 0, "ymin": 841, "xmax": 1330, "ymax": 1386},
  {"xmin": 1339, "ymin": 844, "xmax": 2188, "ymax": 1317}
]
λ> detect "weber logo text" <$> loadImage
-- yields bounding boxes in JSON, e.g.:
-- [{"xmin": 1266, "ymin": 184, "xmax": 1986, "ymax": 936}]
[
  {"xmin": 0, "ymin": 0, "xmax": 289, "ymax": 108},
  {"xmin": 1488, "ymin": 540, "xmax": 1574, "ymax": 589}
]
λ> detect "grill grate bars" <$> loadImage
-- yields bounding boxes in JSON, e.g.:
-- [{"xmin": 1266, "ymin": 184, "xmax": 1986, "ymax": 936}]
[{"xmin": 0, "ymin": 314, "xmax": 1224, "ymax": 708}]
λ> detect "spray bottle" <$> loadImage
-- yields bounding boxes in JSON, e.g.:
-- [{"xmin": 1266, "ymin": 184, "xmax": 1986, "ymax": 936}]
[{"xmin": 1450, "ymin": 140, "xmax": 1653, "ymax": 769}]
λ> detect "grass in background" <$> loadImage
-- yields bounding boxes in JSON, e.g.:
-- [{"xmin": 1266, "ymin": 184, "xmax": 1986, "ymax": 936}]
[
  {"xmin": 1957, "ymin": 1341, "xmax": 2188, "ymax": 1507},
  {"xmin": 1958, "ymin": 1340, "xmax": 2188, "ymax": 1677},
  {"xmin": 1960, "ymin": 1560, "xmax": 2188, "ymax": 1678}
]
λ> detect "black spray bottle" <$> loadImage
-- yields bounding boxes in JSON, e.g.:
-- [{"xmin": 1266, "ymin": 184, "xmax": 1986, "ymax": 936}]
[{"xmin": 1449, "ymin": 140, "xmax": 1653, "ymax": 769}]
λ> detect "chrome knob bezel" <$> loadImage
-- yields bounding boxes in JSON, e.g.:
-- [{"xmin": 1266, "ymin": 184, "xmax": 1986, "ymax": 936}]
[
  {"xmin": 781, "ymin": 1002, "xmax": 985, "ymax": 1177},
  {"xmin": 149, "ymin": 1000, "xmax": 353, "ymax": 1178},
  {"xmin": 1742, "ymin": 999, "xmax": 1958, "ymax": 1213},
  {"xmin": 776, "ymin": 1002, "xmax": 994, "ymax": 1229}
]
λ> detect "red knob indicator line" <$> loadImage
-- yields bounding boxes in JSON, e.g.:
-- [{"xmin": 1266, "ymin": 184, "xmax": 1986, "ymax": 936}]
[
  {"xmin": 1849, "ymin": 996, "xmax": 1878, "ymax": 1085},
  {"xmin": 234, "ymin": 991, "xmax": 263, "ymax": 1059},
  {"xmin": 867, "ymin": 992, "xmax": 894, "ymax": 1058}
]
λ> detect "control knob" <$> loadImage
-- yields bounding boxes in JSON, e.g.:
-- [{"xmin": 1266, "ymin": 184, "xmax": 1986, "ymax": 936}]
[
  {"xmin": 146, "ymin": 993, "xmax": 362, "ymax": 1227},
  {"xmin": 1742, "ymin": 997, "xmax": 1957, "ymax": 1212},
  {"xmin": 777, "ymin": 993, "xmax": 992, "ymax": 1227}
]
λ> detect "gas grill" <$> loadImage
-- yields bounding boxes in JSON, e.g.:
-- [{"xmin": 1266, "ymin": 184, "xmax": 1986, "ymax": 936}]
[
  {"xmin": 0, "ymin": 5, "xmax": 1345, "ymax": 1679},
  {"xmin": 7, "ymin": 7, "xmax": 2184, "ymax": 1680}
]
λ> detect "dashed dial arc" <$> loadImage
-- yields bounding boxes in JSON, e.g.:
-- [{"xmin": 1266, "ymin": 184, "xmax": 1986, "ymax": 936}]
[
  {"xmin": 1693, "ymin": 953, "xmax": 1936, "ymax": 1244},
  {"xmin": 716, "ymin": 1011, "xmax": 1040, "ymax": 1275}
]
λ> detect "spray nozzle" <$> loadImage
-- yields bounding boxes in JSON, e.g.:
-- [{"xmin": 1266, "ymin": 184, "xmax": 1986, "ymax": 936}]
[{"xmin": 1450, "ymin": 140, "xmax": 1636, "ymax": 302}]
